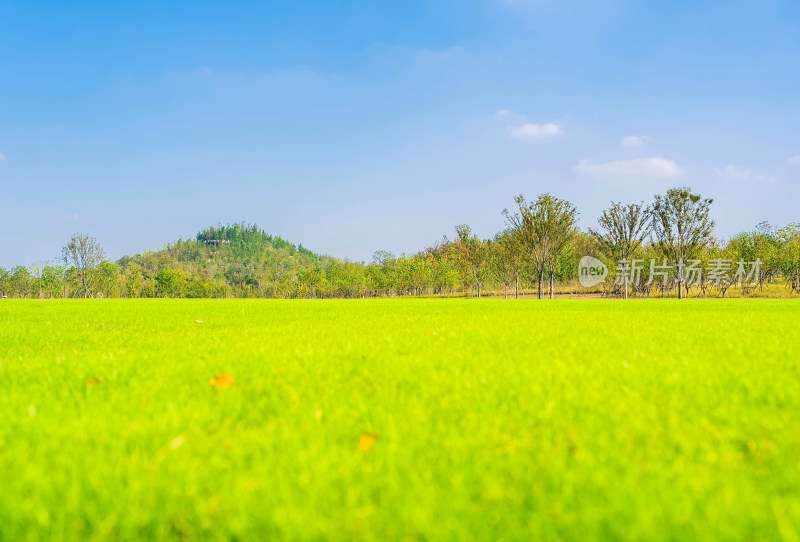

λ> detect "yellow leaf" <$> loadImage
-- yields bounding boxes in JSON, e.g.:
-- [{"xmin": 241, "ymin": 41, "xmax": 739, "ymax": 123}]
[
  {"xmin": 359, "ymin": 432, "xmax": 379, "ymax": 451},
  {"xmin": 209, "ymin": 373, "xmax": 234, "ymax": 389}
]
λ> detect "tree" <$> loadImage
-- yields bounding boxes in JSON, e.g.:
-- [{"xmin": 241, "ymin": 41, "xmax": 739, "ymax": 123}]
[
  {"xmin": 96, "ymin": 261, "xmax": 120, "ymax": 298},
  {"xmin": 590, "ymin": 202, "xmax": 650, "ymax": 299},
  {"xmin": 10, "ymin": 266, "xmax": 31, "ymax": 298},
  {"xmin": 432, "ymin": 254, "xmax": 461, "ymax": 295},
  {"xmin": 41, "ymin": 265, "xmax": 59, "ymax": 298},
  {"xmin": 156, "ymin": 269, "xmax": 190, "ymax": 298},
  {"xmin": 123, "ymin": 263, "xmax": 144, "ymax": 298},
  {"xmin": 492, "ymin": 230, "xmax": 521, "ymax": 298},
  {"xmin": 29, "ymin": 262, "xmax": 46, "ymax": 299},
  {"xmin": 503, "ymin": 194, "xmax": 578, "ymax": 299},
  {"xmin": 368, "ymin": 251, "xmax": 397, "ymax": 297},
  {"xmin": 752, "ymin": 221, "xmax": 779, "ymax": 287},
  {"xmin": 455, "ymin": 224, "xmax": 491, "ymax": 298},
  {"xmin": 62, "ymin": 234, "xmax": 106, "ymax": 298},
  {"xmin": 650, "ymin": 188, "xmax": 714, "ymax": 299},
  {"xmin": 0, "ymin": 268, "xmax": 9, "ymax": 298},
  {"xmin": 54, "ymin": 265, "xmax": 69, "ymax": 298},
  {"xmin": 777, "ymin": 223, "xmax": 800, "ymax": 284},
  {"xmin": 726, "ymin": 223, "xmax": 779, "ymax": 290}
]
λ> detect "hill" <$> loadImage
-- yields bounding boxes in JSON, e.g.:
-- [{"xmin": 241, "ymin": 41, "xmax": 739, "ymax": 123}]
[{"xmin": 117, "ymin": 223, "xmax": 344, "ymax": 298}]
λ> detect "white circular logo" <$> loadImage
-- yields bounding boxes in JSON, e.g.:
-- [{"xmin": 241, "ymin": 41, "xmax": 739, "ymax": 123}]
[{"xmin": 578, "ymin": 256, "xmax": 608, "ymax": 287}]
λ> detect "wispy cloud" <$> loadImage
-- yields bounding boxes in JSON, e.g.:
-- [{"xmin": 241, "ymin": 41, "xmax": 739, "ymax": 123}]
[
  {"xmin": 65, "ymin": 213, "xmax": 80, "ymax": 221},
  {"xmin": 574, "ymin": 157, "xmax": 685, "ymax": 180},
  {"xmin": 494, "ymin": 109, "xmax": 563, "ymax": 139},
  {"xmin": 789, "ymin": 154, "xmax": 800, "ymax": 164},
  {"xmin": 620, "ymin": 135, "xmax": 649, "ymax": 147},
  {"xmin": 0, "ymin": 152, "xmax": 6, "ymax": 161},
  {"xmin": 714, "ymin": 165, "xmax": 773, "ymax": 183},
  {"xmin": 507, "ymin": 122, "xmax": 563, "ymax": 139}
]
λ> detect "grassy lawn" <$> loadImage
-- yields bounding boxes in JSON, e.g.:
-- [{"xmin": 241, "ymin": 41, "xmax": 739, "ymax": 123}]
[{"xmin": 1, "ymin": 299, "xmax": 799, "ymax": 541}]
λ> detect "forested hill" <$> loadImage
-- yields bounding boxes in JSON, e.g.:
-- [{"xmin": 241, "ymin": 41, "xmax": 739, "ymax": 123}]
[
  {"xmin": 116, "ymin": 223, "xmax": 340, "ymax": 298},
  {"xmin": 195, "ymin": 224, "xmax": 321, "ymax": 260}
]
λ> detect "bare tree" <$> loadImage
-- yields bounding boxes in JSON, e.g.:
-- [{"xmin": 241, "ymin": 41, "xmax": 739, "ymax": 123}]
[
  {"xmin": 590, "ymin": 202, "xmax": 650, "ymax": 299},
  {"xmin": 62, "ymin": 234, "xmax": 106, "ymax": 298},
  {"xmin": 650, "ymin": 188, "xmax": 714, "ymax": 299}
]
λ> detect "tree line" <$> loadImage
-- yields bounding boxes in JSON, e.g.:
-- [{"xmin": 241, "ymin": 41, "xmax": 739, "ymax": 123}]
[{"xmin": 2, "ymin": 187, "xmax": 800, "ymax": 299}]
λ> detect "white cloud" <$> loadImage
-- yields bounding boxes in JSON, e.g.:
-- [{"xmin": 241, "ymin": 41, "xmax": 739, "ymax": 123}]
[
  {"xmin": 715, "ymin": 165, "xmax": 750, "ymax": 181},
  {"xmin": 620, "ymin": 135, "xmax": 649, "ymax": 147},
  {"xmin": 714, "ymin": 165, "xmax": 773, "ymax": 183},
  {"xmin": 574, "ymin": 157, "xmax": 685, "ymax": 180},
  {"xmin": 789, "ymin": 154, "xmax": 800, "ymax": 164},
  {"xmin": 507, "ymin": 123, "xmax": 563, "ymax": 139},
  {"xmin": 0, "ymin": 153, "xmax": 5, "ymax": 161},
  {"xmin": 492, "ymin": 109, "xmax": 527, "ymax": 122}
]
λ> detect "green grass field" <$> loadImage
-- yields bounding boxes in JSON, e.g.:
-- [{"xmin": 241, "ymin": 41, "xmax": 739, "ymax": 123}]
[{"xmin": 1, "ymin": 299, "xmax": 799, "ymax": 541}]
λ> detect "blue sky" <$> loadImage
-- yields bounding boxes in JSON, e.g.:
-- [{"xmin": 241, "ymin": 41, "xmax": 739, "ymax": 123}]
[{"xmin": 1, "ymin": 0, "xmax": 799, "ymax": 266}]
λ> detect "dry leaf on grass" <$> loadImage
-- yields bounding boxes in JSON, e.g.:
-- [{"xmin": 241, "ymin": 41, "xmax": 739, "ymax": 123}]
[
  {"xmin": 209, "ymin": 374, "xmax": 234, "ymax": 389},
  {"xmin": 86, "ymin": 378, "xmax": 103, "ymax": 386},
  {"xmin": 359, "ymin": 432, "xmax": 379, "ymax": 451},
  {"xmin": 192, "ymin": 320, "xmax": 205, "ymax": 324}
]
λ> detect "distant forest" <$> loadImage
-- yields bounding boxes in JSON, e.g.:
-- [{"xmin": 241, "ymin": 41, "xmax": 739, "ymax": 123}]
[{"xmin": 2, "ymin": 187, "xmax": 800, "ymax": 299}]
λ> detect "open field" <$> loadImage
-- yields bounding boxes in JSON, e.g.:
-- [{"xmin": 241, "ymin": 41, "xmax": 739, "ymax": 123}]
[{"xmin": 1, "ymin": 299, "xmax": 799, "ymax": 541}]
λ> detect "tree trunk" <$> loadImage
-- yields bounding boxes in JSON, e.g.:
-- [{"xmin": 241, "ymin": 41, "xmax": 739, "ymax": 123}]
[
  {"xmin": 537, "ymin": 269, "xmax": 543, "ymax": 299},
  {"xmin": 549, "ymin": 272, "xmax": 554, "ymax": 300},
  {"xmin": 623, "ymin": 268, "xmax": 628, "ymax": 300}
]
